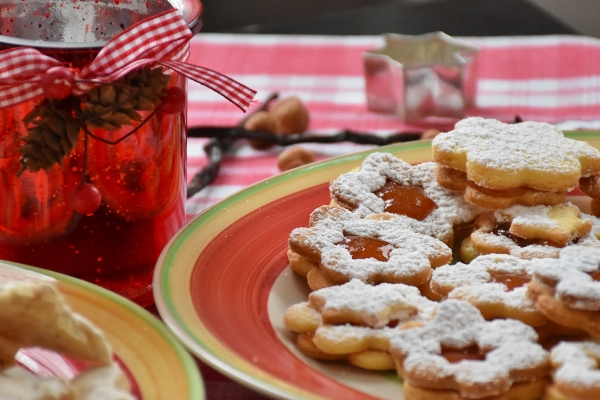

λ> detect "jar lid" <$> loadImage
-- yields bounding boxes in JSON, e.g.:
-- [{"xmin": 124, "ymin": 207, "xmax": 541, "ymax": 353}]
[{"xmin": 0, "ymin": 0, "xmax": 202, "ymax": 48}]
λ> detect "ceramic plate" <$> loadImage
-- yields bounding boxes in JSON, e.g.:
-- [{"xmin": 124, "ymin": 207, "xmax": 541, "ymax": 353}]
[
  {"xmin": 0, "ymin": 260, "xmax": 205, "ymax": 400},
  {"xmin": 154, "ymin": 132, "xmax": 600, "ymax": 400}
]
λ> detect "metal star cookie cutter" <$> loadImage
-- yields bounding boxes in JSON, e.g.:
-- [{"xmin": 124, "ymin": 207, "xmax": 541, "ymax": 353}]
[{"xmin": 363, "ymin": 32, "xmax": 480, "ymax": 122}]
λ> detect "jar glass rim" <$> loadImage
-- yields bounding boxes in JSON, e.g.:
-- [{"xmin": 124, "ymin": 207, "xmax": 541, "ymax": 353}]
[{"xmin": 0, "ymin": 0, "xmax": 202, "ymax": 49}]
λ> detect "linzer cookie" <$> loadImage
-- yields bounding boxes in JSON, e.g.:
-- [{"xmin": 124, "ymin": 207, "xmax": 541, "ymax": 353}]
[
  {"xmin": 545, "ymin": 341, "xmax": 600, "ymax": 400},
  {"xmin": 389, "ymin": 300, "xmax": 550, "ymax": 400},
  {"xmin": 527, "ymin": 246, "xmax": 600, "ymax": 339},
  {"xmin": 283, "ymin": 279, "xmax": 438, "ymax": 370},
  {"xmin": 329, "ymin": 152, "xmax": 480, "ymax": 246},
  {"xmin": 287, "ymin": 205, "xmax": 452, "ymax": 290},
  {"xmin": 468, "ymin": 203, "xmax": 594, "ymax": 260},
  {"xmin": 432, "ymin": 117, "xmax": 600, "ymax": 209},
  {"xmin": 430, "ymin": 254, "xmax": 547, "ymax": 327},
  {"xmin": 579, "ymin": 175, "xmax": 600, "ymax": 218}
]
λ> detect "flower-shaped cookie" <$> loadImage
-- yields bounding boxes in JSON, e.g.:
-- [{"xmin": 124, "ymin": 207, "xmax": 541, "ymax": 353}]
[
  {"xmin": 389, "ymin": 300, "xmax": 550, "ymax": 399},
  {"xmin": 288, "ymin": 206, "xmax": 452, "ymax": 287},
  {"xmin": 469, "ymin": 204, "xmax": 594, "ymax": 260},
  {"xmin": 330, "ymin": 152, "xmax": 480, "ymax": 246},
  {"xmin": 283, "ymin": 279, "xmax": 438, "ymax": 370},
  {"xmin": 527, "ymin": 245, "xmax": 600, "ymax": 339},
  {"xmin": 432, "ymin": 117, "xmax": 600, "ymax": 208},
  {"xmin": 430, "ymin": 254, "xmax": 546, "ymax": 327},
  {"xmin": 546, "ymin": 341, "xmax": 600, "ymax": 400}
]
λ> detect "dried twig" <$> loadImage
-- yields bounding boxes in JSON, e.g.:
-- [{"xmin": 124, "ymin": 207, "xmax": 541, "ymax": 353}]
[
  {"xmin": 186, "ymin": 93, "xmax": 279, "ymax": 198},
  {"xmin": 185, "ymin": 93, "xmax": 424, "ymax": 198},
  {"xmin": 188, "ymin": 126, "xmax": 422, "ymax": 146}
]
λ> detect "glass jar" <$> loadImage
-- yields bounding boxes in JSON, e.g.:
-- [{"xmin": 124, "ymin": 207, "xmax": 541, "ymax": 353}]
[{"xmin": 0, "ymin": 0, "xmax": 202, "ymax": 306}]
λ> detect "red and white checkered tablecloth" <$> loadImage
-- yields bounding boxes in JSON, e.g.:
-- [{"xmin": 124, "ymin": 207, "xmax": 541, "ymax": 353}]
[
  {"xmin": 185, "ymin": 33, "xmax": 600, "ymax": 217},
  {"xmin": 182, "ymin": 33, "xmax": 600, "ymax": 399}
]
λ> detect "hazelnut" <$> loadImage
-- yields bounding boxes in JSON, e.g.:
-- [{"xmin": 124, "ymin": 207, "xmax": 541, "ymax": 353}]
[
  {"xmin": 270, "ymin": 96, "xmax": 310, "ymax": 135},
  {"xmin": 421, "ymin": 129, "xmax": 442, "ymax": 140},
  {"xmin": 277, "ymin": 147, "xmax": 315, "ymax": 171},
  {"xmin": 243, "ymin": 111, "xmax": 277, "ymax": 150}
]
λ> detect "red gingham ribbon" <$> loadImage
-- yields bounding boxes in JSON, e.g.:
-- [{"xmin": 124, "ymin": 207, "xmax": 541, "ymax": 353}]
[{"xmin": 0, "ymin": 9, "xmax": 255, "ymax": 111}]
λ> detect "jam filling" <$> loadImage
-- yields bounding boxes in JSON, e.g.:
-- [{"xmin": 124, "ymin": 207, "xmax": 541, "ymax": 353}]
[
  {"xmin": 339, "ymin": 235, "xmax": 395, "ymax": 262},
  {"xmin": 491, "ymin": 274, "xmax": 531, "ymax": 291},
  {"xmin": 592, "ymin": 271, "xmax": 600, "ymax": 281},
  {"xmin": 492, "ymin": 223, "xmax": 560, "ymax": 247},
  {"xmin": 375, "ymin": 182, "xmax": 437, "ymax": 221},
  {"xmin": 466, "ymin": 179, "xmax": 529, "ymax": 198},
  {"xmin": 441, "ymin": 344, "xmax": 486, "ymax": 363}
]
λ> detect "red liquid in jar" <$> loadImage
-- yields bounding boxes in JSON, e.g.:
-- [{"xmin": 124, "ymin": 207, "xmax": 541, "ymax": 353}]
[{"xmin": 0, "ymin": 47, "xmax": 187, "ymax": 306}]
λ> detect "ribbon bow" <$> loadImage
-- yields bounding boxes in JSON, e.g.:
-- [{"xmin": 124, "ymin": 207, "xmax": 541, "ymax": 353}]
[{"xmin": 0, "ymin": 9, "xmax": 256, "ymax": 111}]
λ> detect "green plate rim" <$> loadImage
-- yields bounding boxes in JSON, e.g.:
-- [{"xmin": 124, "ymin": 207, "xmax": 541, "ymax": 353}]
[{"xmin": 155, "ymin": 130, "xmax": 600, "ymax": 397}]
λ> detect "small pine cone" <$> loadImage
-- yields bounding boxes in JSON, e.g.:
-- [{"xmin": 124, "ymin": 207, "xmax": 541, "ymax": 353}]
[
  {"xmin": 84, "ymin": 83, "xmax": 140, "ymax": 130},
  {"xmin": 17, "ymin": 100, "xmax": 82, "ymax": 175},
  {"xmin": 83, "ymin": 66, "xmax": 170, "ymax": 130},
  {"xmin": 125, "ymin": 66, "xmax": 170, "ymax": 111}
]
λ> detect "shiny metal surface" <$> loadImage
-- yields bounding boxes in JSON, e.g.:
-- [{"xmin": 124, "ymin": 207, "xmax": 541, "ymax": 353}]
[
  {"xmin": 363, "ymin": 32, "xmax": 479, "ymax": 122},
  {"xmin": 0, "ymin": 0, "xmax": 202, "ymax": 48}
]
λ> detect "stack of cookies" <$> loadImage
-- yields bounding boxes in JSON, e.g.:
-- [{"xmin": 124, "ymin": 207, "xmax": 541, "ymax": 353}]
[{"xmin": 283, "ymin": 117, "xmax": 600, "ymax": 400}]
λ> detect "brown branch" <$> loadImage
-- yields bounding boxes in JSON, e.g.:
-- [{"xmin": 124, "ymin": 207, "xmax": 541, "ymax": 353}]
[
  {"xmin": 187, "ymin": 126, "xmax": 423, "ymax": 146},
  {"xmin": 185, "ymin": 93, "xmax": 279, "ymax": 198}
]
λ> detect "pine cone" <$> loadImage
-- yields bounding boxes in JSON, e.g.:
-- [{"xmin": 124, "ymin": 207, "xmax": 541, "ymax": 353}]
[
  {"xmin": 16, "ymin": 66, "xmax": 172, "ymax": 175},
  {"xmin": 17, "ymin": 99, "xmax": 82, "ymax": 176},
  {"xmin": 125, "ymin": 66, "xmax": 170, "ymax": 111},
  {"xmin": 83, "ymin": 66, "xmax": 170, "ymax": 130}
]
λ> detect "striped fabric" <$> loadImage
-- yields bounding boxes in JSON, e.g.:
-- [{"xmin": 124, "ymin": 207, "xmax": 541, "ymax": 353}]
[
  {"xmin": 185, "ymin": 33, "xmax": 600, "ymax": 399},
  {"xmin": 185, "ymin": 33, "xmax": 600, "ymax": 219}
]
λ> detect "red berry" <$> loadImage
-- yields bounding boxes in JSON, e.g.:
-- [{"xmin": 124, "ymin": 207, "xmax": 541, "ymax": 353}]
[
  {"xmin": 71, "ymin": 183, "xmax": 102, "ymax": 215},
  {"xmin": 40, "ymin": 66, "xmax": 75, "ymax": 99},
  {"xmin": 159, "ymin": 87, "xmax": 186, "ymax": 114}
]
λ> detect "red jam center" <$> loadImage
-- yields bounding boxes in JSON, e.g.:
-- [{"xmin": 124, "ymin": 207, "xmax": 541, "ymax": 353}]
[
  {"xmin": 441, "ymin": 344, "xmax": 486, "ymax": 363},
  {"xmin": 493, "ymin": 223, "xmax": 556, "ymax": 247},
  {"xmin": 339, "ymin": 235, "xmax": 394, "ymax": 262},
  {"xmin": 491, "ymin": 274, "xmax": 531, "ymax": 291},
  {"xmin": 375, "ymin": 182, "xmax": 437, "ymax": 221},
  {"xmin": 592, "ymin": 271, "xmax": 600, "ymax": 281}
]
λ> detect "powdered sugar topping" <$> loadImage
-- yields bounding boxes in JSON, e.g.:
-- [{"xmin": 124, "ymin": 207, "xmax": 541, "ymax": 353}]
[
  {"xmin": 531, "ymin": 245, "xmax": 600, "ymax": 311},
  {"xmin": 389, "ymin": 300, "xmax": 548, "ymax": 398},
  {"xmin": 433, "ymin": 117, "xmax": 598, "ymax": 175},
  {"xmin": 550, "ymin": 341, "xmax": 600, "ymax": 388},
  {"xmin": 309, "ymin": 278, "xmax": 438, "ymax": 328},
  {"xmin": 329, "ymin": 153, "xmax": 480, "ymax": 244},
  {"xmin": 290, "ymin": 206, "xmax": 451, "ymax": 284}
]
